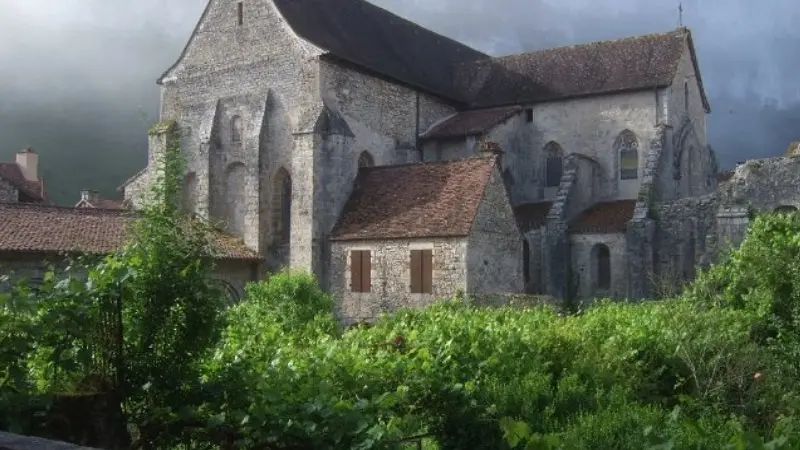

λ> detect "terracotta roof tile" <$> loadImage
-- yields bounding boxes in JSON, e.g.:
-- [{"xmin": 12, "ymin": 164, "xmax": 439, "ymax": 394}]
[
  {"xmin": 458, "ymin": 28, "xmax": 709, "ymax": 111},
  {"xmin": 421, "ymin": 106, "xmax": 522, "ymax": 139},
  {"xmin": 0, "ymin": 203, "xmax": 260, "ymax": 261},
  {"xmin": 569, "ymin": 200, "xmax": 636, "ymax": 234},
  {"xmin": 0, "ymin": 163, "xmax": 47, "ymax": 202},
  {"xmin": 331, "ymin": 156, "xmax": 497, "ymax": 241},
  {"xmin": 514, "ymin": 202, "xmax": 553, "ymax": 232}
]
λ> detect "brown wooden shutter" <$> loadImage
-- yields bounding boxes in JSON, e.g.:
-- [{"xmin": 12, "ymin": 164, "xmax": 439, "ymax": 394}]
[
  {"xmin": 361, "ymin": 250, "xmax": 371, "ymax": 293},
  {"xmin": 350, "ymin": 250, "xmax": 362, "ymax": 292},
  {"xmin": 421, "ymin": 249, "xmax": 433, "ymax": 294},
  {"xmin": 410, "ymin": 250, "xmax": 421, "ymax": 293}
]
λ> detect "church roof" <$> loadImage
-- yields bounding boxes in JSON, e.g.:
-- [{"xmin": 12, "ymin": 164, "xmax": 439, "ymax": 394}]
[
  {"xmin": 0, "ymin": 203, "xmax": 260, "ymax": 261},
  {"xmin": 421, "ymin": 106, "xmax": 522, "ymax": 140},
  {"xmin": 159, "ymin": 0, "xmax": 489, "ymax": 102},
  {"xmin": 569, "ymin": 200, "xmax": 637, "ymax": 234},
  {"xmin": 0, "ymin": 162, "xmax": 47, "ymax": 203},
  {"xmin": 458, "ymin": 28, "xmax": 710, "ymax": 111},
  {"xmin": 273, "ymin": 0, "xmax": 489, "ymax": 101},
  {"xmin": 331, "ymin": 156, "xmax": 497, "ymax": 241}
]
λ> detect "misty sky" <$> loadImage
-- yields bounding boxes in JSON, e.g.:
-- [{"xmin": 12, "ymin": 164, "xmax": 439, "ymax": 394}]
[{"xmin": 1, "ymin": 0, "xmax": 799, "ymax": 204}]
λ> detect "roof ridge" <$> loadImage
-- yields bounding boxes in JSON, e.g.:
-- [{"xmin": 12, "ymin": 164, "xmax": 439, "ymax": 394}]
[
  {"xmin": 0, "ymin": 201, "xmax": 132, "ymax": 216},
  {"xmin": 358, "ymin": 155, "xmax": 496, "ymax": 173},
  {"xmin": 493, "ymin": 28, "xmax": 687, "ymax": 60}
]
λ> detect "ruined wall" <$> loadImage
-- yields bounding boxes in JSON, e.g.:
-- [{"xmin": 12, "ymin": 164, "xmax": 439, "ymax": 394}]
[
  {"xmin": 569, "ymin": 233, "xmax": 627, "ymax": 299},
  {"xmin": 466, "ymin": 168, "xmax": 524, "ymax": 293},
  {"xmin": 0, "ymin": 177, "xmax": 18, "ymax": 202},
  {"xmin": 652, "ymin": 194, "xmax": 719, "ymax": 294},
  {"xmin": 330, "ymin": 238, "xmax": 468, "ymax": 325},
  {"xmin": 718, "ymin": 157, "xmax": 800, "ymax": 212}
]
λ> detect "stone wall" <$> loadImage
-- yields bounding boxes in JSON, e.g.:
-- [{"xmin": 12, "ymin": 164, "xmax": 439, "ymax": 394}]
[
  {"xmin": 569, "ymin": 233, "xmax": 627, "ymax": 299},
  {"xmin": 543, "ymin": 153, "xmax": 606, "ymax": 299},
  {"xmin": 523, "ymin": 228, "xmax": 545, "ymax": 293},
  {"xmin": 652, "ymin": 194, "xmax": 719, "ymax": 295},
  {"xmin": 0, "ymin": 177, "xmax": 18, "ymax": 202},
  {"xmin": 718, "ymin": 157, "xmax": 800, "ymax": 212},
  {"xmin": 146, "ymin": 0, "xmax": 325, "ymax": 277},
  {"xmin": 330, "ymin": 238, "xmax": 468, "ymax": 324},
  {"xmin": 525, "ymin": 89, "xmax": 658, "ymax": 202},
  {"xmin": 466, "ymin": 167, "xmax": 524, "ymax": 293},
  {"xmin": 484, "ymin": 113, "xmax": 535, "ymax": 205}
]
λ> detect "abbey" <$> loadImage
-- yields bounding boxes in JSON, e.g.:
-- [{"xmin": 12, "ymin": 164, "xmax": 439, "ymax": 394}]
[{"xmin": 119, "ymin": 0, "xmax": 721, "ymax": 322}]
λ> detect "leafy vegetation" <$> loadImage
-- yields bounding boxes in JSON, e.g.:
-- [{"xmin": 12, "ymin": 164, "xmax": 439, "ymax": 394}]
[{"xmin": 4, "ymin": 131, "xmax": 800, "ymax": 447}]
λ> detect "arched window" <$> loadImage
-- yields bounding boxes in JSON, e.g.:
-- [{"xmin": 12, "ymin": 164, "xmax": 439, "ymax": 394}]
[
  {"xmin": 273, "ymin": 167, "xmax": 292, "ymax": 244},
  {"xmin": 594, "ymin": 244, "xmax": 611, "ymax": 292},
  {"xmin": 775, "ymin": 205, "xmax": 797, "ymax": 214},
  {"xmin": 358, "ymin": 151, "xmax": 374, "ymax": 168},
  {"xmin": 544, "ymin": 141, "xmax": 563, "ymax": 187},
  {"xmin": 616, "ymin": 130, "xmax": 639, "ymax": 180},
  {"xmin": 231, "ymin": 115, "xmax": 242, "ymax": 143},
  {"xmin": 684, "ymin": 81, "xmax": 689, "ymax": 112}
]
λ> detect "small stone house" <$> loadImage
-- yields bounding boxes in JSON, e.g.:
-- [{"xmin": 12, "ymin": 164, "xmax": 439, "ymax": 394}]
[{"xmin": 329, "ymin": 156, "xmax": 523, "ymax": 324}]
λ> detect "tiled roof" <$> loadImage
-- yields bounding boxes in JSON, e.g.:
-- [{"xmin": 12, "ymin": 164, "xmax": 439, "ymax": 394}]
[
  {"xmin": 514, "ymin": 202, "xmax": 553, "ymax": 232},
  {"xmin": 331, "ymin": 156, "xmax": 497, "ymax": 241},
  {"xmin": 0, "ymin": 163, "xmax": 47, "ymax": 202},
  {"xmin": 569, "ymin": 200, "xmax": 636, "ymax": 234},
  {"xmin": 0, "ymin": 203, "xmax": 260, "ymax": 261},
  {"xmin": 458, "ymin": 28, "xmax": 710, "ymax": 111},
  {"xmin": 421, "ymin": 106, "xmax": 522, "ymax": 139}
]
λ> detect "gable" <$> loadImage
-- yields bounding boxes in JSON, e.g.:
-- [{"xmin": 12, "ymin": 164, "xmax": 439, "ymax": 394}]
[
  {"xmin": 470, "ymin": 165, "xmax": 520, "ymax": 236},
  {"xmin": 158, "ymin": 0, "xmax": 322, "ymax": 84},
  {"xmin": 672, "ymin": 30, "xmax": 711, "ymax": 113}
]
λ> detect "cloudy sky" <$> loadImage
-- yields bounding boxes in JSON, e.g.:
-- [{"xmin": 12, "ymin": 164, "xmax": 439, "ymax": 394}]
[{"xmin": 1, "ymin": 0, "xmax": 798, "ymax": 203}]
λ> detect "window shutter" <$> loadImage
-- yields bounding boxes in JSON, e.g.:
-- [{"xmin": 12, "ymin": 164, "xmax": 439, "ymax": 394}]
[
  {"xmin": 361, "ymin": 250, "xmax": 371, "ymax": 293},
  {"xmin": 350, "ymin": 250, "xmax": 362, "ymax": 292},
  {"xmin": 410, "ymin": 250, "xmax": 421, "ymax": 293},
  {"xmin": 421, "ymin": 250, "xmax": 433, "ymax": 294}
]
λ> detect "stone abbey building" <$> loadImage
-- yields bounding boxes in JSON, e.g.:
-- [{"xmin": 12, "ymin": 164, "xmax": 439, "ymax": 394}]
[{"xmin": 3, "ymin": 0, "xmax": 798, "ymax": 323}]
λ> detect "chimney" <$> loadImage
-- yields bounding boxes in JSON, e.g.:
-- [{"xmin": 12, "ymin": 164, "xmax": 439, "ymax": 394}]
[
  {"xmin": 81, "ymin": 189, "xmax": 99, "ymax": 204},
  {"xmin": 16, "ymin": 147, "xmax": 38, "ymax": 181}
]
